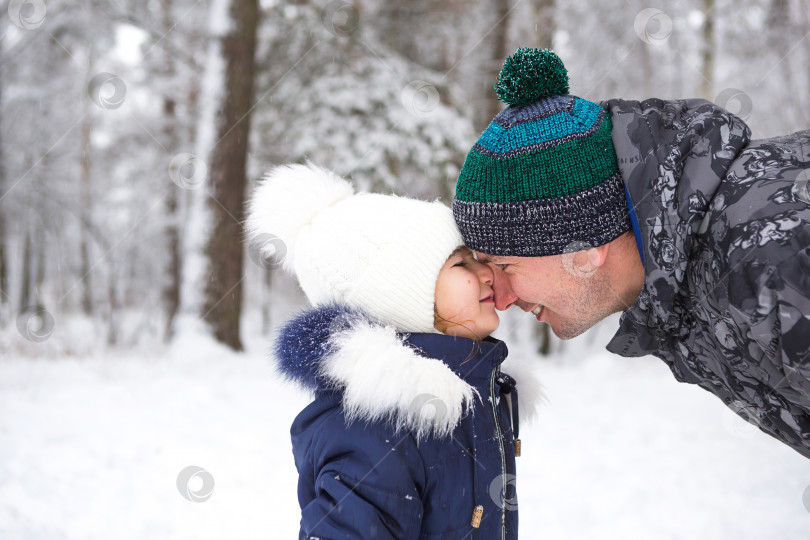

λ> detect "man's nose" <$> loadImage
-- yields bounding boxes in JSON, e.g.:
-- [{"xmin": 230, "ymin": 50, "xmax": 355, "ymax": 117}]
[{"xmin": 489, "ymin": 264, "xmax": 518, "ymax": 310}]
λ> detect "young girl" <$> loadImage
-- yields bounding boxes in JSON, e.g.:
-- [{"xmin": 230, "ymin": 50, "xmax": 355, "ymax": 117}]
[{"xmin": 246, "ymin": 163, "xmax": 540, "ymax": 539}]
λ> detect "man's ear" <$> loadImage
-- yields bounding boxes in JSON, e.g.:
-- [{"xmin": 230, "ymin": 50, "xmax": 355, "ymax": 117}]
[
  {"xmin": 587, "ymin": 243, "xmax": 610, "ymax": 268},
  {"xmin": 563, "ymin": 243, "xmax": 608, "ymax": 278}
]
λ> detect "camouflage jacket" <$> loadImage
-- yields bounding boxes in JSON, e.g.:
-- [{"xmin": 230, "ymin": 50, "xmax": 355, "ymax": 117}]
[{"xmin": 603, "ymin": 98, "xmax": 810, "ymax": 458}]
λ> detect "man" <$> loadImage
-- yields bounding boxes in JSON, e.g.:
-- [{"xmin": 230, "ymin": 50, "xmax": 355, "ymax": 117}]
[{"xmin": 453, "ymin": 48, "xmax": 810, "ymax": 458}]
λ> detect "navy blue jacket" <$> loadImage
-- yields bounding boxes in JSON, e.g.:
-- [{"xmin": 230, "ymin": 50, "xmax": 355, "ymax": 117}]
[{"xmin": 274, "ymin": 305, "xmax": 527, "ymax": 539}]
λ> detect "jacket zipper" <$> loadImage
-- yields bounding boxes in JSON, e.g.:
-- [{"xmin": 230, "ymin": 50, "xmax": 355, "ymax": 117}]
[{"xmin": 488, "ymin": 366, "xmax": 507, "ymax": 540}]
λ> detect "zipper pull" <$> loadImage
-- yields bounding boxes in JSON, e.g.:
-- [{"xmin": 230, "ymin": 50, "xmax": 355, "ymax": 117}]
[
  {"xmin": 514, "ymin": 439, "xmax": 522, "ymax": 457},
  {"xmin": 470, "ymin": 505, "xmax": 484, "ymax": 528}
]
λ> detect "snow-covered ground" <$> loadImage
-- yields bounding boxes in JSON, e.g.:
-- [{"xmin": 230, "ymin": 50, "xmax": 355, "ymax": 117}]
[{"xmin": 1, "ymin": 316, "xmax": 809, "ymax": 539}]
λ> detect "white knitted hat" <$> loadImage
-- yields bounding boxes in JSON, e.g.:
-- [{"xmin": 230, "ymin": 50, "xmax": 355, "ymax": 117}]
[{"xmin": 246, "ymin": 163, "xmax": 463, "ymax": 333}]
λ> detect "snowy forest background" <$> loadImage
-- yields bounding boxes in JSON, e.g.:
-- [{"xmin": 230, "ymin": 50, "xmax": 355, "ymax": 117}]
[{"xmin": 2, "ymin": 0, "xmax": 810, "ymax": 538}]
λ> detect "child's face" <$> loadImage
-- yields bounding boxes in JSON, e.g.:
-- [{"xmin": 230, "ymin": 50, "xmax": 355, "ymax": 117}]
[{"xmin": 434, "ymin": 247, "xmax": 500, "ymax": 339}]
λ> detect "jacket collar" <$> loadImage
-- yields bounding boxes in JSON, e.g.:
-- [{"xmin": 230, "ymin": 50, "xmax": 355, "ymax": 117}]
[
  {"xmin": 274, "ymin": 304, "xmax": 506, "ymax": 440},
  {"xmin": 602, "ymin": 98, "xmax": 751, "ymax": 349},
  {"xmin": 404, "ymin": 333, "xmax": 508, "ymax": 381}
]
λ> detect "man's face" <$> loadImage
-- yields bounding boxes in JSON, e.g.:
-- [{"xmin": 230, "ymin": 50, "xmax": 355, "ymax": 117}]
[{"xmin": 475, "ymin": 251, "xmax": 612, "ymax": 340}]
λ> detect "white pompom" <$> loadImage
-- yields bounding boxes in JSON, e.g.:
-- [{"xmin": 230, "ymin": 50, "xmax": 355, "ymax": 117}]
[{"xmin": 245, "ymin": 163, "xmax": 355, "ymax": 273}]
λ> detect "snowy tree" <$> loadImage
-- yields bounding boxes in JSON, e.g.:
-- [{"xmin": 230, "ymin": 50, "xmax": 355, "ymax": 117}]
[{"xmin": 252, "ymin": 0, "xmax": 477, "ymax": 202}]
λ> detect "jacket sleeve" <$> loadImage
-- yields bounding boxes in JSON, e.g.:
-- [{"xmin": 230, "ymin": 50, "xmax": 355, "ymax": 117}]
[
  {"xmin": 731, "ymin": 258, "xmax": 810, "ymax": 409},
  {"xmin": 299, "ymin": 419, "xmax": 425, "ymax": 540},
  {"xmin": 774, "ymin": 266, "xmax": 810, "ymax": 411}
]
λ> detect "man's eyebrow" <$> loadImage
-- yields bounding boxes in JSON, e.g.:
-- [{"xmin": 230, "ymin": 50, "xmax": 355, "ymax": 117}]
[{"xmin": 475, "ymin": 254, "xmax": 503, "ymax": 264}]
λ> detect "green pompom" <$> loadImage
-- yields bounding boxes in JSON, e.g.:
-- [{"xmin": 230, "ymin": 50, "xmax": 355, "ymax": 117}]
[{"xmin": 494, "ymin": 48, "xmax": 569, "ymax": 106}]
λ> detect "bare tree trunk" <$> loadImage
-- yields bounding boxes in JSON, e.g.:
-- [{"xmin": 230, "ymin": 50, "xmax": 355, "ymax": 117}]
[
  {"xmin": 0, "ymin": 192, "xmax": 7, "ymax": 313},
  {"xmin": 107, "ymin": 265, "xmax": 119, "ymax": 346},
  {"xmin": 532, "ymin": 0, "xmax": 555, "ymax": 50},
  {"xmin": 0, "ymin": 15, "xmax": 8, "ymax": 315},
  {"xmin": 19, "ymin": 229, "xmax": 32, "ymax": 311},
  {"xmin": 806, "ymin": 1, "xmax": 810, "ymax": 125},
  {"xmin": 79, "ymin": 59, "xmax": 94, "ymax": 315},
  {"xmin": 486, "ymin": 0, "xmax": 511, "ymax": 124},
  {"xmin": 699, "ymin": 0, "xmax": 715, "ymax": 100},
  {"xmin": 261, "ymin": 266, "xmax": 272, "ymax": 335},
  {"xmin": 767, "ymin": 0, "xmax": 804, "ymax": 130},
  {"xmin": 34, "ymin": 225, "xmax": 45, "ymax": 307},
  {"xmin": 160, "ymin": 0, "xmax": 181, "ymax": 341},
  {"xmin": 163, "ymin": 117, "xmax": 181, "ymax": 341},
  {"xmin": 638, "ymin": 33, "xmax": 654, "ymax": 99},
  {"xmin": 377, "ymin": 1, "xmax": 422, "ymax": 66},
  {"xmin": 19, "ymin": 224, "xmax": 45, "ymax": 313},
  {"xmin": 202, "ymin": 0, "xmax": 259, "ymax": 351}
]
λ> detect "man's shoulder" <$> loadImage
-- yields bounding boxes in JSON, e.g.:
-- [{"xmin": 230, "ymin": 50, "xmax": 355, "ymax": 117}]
[{"xmin": 700, "ymin": 131, "xmax": 810, "ymax": 270}]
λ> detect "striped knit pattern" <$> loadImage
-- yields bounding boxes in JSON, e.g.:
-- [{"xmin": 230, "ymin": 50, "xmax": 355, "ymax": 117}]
[{"xmin": 454, "ymin": 94, "xmax": 630, "ymax": 256}]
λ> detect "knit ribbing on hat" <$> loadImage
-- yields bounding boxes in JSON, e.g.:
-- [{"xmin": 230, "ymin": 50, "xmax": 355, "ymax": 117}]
[{"xmin": 453, "ymin": 173, "xmax": 631, "ymax": 257}]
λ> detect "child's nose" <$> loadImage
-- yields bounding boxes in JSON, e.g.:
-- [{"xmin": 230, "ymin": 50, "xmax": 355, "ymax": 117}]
[{"xmin": 476, "ymin": 261, "xmax": 494, "ymax": 285}]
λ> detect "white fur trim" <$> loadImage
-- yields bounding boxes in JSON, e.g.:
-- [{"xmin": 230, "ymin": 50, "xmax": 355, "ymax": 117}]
[
  {"xmin": 500, "ymin": 353, "xmax": 545, "ymax": 425},
  {"xmin": 321, "ymin": 321, "xmax": 478, "ymax": 440}
]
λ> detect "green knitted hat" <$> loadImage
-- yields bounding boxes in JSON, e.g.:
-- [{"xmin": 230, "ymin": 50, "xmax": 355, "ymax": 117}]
[{"xmin": 453, "ymin": 48, "xmax": 630, "ymax": 257}]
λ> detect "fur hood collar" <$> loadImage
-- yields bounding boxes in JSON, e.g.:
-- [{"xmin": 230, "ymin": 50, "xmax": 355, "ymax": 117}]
[{"xmin": 274, "ymin": 304, "xmax": 542, "ymax": 439}]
